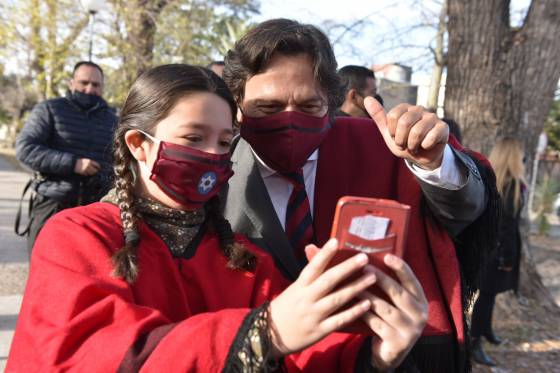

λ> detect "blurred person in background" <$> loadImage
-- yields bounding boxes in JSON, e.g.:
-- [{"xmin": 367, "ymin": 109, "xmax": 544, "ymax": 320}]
[
  {"xmin": 471, "ymin": 137, "xmax": 526, "ymax": 367},
  {"xmin": 337, "ymin": 65, "xmax": 378, "ymax": 117},
  {"xmin": 207, "ymin": 60, "xmax": 226, "ymax": 77},
  {"xmin": 15, "ymin": 61, "xmax": 117, "ymax": 253}
]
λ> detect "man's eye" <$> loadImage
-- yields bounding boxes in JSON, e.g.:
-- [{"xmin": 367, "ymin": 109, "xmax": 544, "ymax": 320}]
[
  {"xmin": 258, "ymin": 105, "xmax": 282, "ymax": 113},
  {"xmin": 301, "ymin": 105, "xmax": 322, "ymax": 113}
]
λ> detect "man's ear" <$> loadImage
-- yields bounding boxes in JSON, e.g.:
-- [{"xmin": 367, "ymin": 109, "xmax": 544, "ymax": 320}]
[
  {"xmin": 124, "ymin": 130, "xmax": 148, "ymax": 162},
  {"xmin": 347, "ymin": 88, "xmax": 358, "ymax": 102},
  {"xmin": 236, "ymin": 107, "xmax": 244, "ymax": 123}
]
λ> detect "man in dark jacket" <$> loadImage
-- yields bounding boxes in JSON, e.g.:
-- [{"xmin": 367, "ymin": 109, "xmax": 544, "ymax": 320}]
[
  {"xmin": 16, "ymin": 61, "xmax": 117, "ymax": 252},
  {"xmin": 221, "ymin": 19, "xmax": 498, "ymax": 371},
  {"xmin": 337, "ymin": 65, "xmax": 378, "ymax": 117}
]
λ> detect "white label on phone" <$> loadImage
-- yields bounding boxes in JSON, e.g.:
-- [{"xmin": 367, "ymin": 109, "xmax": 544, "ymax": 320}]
[{"xmin": 348, "ymin": 215, "xmax": 390, "ymax": 240}]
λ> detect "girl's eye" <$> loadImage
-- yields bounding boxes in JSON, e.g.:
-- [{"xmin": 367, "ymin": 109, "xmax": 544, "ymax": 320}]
[
  {"xmin": 185, "ymin": 135, "xmax": 202, "ymax": 143},
  {"xmin": 219, "ymin": 140, "xmax": 232, "ymax": 148}
]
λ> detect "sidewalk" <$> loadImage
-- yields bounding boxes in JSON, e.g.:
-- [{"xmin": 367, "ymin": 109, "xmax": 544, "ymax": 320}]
[{"xmin": 0, "ymin": 152, "xmax": 30, "ymax": 371}]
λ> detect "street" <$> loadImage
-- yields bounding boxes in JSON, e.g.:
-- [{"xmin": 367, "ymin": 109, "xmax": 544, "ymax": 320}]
[{"xmin": 0, "ymin": 154, "xmax": 29, "ymax": 372}]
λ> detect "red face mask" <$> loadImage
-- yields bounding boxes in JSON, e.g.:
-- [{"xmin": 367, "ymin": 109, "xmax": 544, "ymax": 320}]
[
  {"xmin": 240, "ymin": 111, "xmax": 332, "ymax": 173},
  {"xmin": 140, "ymin": 132, "xmax": 234, "ymax": 209}
]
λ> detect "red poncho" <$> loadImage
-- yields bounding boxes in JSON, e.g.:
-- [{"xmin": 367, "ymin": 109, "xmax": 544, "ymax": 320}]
[{"xmin": 7, "ymin": 203, "xmax": 365, "ymax": 372}]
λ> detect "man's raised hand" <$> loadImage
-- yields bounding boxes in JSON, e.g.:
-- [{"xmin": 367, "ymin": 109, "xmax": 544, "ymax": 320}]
[{"xmin": 365, "ymin": 97, "xmax": 449, "ymax": 170}]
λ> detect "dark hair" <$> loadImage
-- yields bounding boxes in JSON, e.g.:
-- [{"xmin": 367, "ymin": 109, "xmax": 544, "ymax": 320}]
[
  {"xmin": 112, "ymin": 64, "xmax": 255, "ymax": 283},
  {"xmin": 442, "ymin": 118, "xmax": 462, "ymax": 143},
  {"xmin": 73, "ymin": 61, "xmax": 104, "ymax": 78},
  {"xmin": 207, "ymin": 61, "xmax": 225, "ymax": 69},
  {"xmin": 338, "ymin": 65, "xmax": 375, "ymax": 95},
  {"xmin": 223, "ymin": 18, "xmax": 344, "ymax": 119}
]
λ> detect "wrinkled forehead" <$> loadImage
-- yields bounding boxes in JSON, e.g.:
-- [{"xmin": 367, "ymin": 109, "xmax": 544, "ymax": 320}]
[
  {"xmin": 242, "ymin": 53, "xmax": 327, "ymax": 104},
  {"xmin": 72, "ymin": 65, "xmax": 104, "ymax": 83}
]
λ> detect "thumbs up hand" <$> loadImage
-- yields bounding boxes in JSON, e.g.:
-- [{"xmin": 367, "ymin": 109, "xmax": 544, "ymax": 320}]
[{"xmin": 365, "ymin": 97, "xmax": 449, "ymax": 170}]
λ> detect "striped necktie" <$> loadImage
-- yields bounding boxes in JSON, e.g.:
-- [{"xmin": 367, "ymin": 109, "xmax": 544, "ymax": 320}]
[{"xmin": 283, "ymin": 169, "xmax": 314, "ymax": 261}]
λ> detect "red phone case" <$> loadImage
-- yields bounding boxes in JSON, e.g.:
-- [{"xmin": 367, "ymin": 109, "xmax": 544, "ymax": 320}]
[{"xmin": 306, "ymin": 196, "xmax": 411, "ymax": 335}]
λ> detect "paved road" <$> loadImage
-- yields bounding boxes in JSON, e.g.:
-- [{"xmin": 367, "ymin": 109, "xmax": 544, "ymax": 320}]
[{"xmin": 0, "ymin": 154, "xmax": 29, "ymax": 371}]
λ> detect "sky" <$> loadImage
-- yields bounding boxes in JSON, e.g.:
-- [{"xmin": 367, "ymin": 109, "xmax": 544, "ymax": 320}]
[
  {"xmin": 2, "ymin": 0, "xmax": 532, "ymax": 106},
  {"xmin": 254, "ymin": 0, "xmax": 532, "ymax": 106}
]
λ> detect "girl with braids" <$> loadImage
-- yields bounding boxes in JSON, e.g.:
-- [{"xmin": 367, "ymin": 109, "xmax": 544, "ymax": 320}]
[{"xmin": 7, "ymin": 64, "xmax": 426, "ymax": 372}]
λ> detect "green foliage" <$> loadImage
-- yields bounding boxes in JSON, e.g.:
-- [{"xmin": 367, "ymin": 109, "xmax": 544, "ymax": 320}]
[
  {"xmin": 0, "ymin": 0, "xmax": 89, "ymax": 99},
  {"xmin": 154, "ymin": 1, "xmax": 257, "ymax": 65},
  {"xmin": 535, "ymin": 174, "xmax": 559, "ymax": 235},
  {"xmin": 101, "ymin": 0, "xmax": 259, "ymax": 107},
  {"xmin": 545, "ymin": 100, "xmax": 560, "ymax": 152},
  {"xmin": 0, "ymin": 0, "xmax": 260, "ymax": 121}
]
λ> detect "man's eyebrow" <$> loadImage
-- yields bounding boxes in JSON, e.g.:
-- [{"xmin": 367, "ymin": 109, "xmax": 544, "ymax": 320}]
[
  {"xmin": 247, "ymin": 97, "xmax": 325, "ymax": 106},
  {"xmin": 298, "ymin": 97, "xmax": 324, "ymax": 104},
  {"xmin": 249, "ymin": 99, "xmax": 285, "ymax": 106}
]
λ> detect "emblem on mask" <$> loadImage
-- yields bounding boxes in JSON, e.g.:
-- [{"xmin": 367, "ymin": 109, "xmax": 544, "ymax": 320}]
[{"xmin": 198, "ymin": 172, "xmax": 217, "ymax": 194}]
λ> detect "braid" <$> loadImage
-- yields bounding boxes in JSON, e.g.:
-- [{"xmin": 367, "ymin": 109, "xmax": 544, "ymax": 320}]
[
  {"xmin": 111, "ymin": 134, "xmax": 141, "ymax": 283},
  {"xmin": 207, "ymin": 196, "xmax": 257, "ymax": 272}
]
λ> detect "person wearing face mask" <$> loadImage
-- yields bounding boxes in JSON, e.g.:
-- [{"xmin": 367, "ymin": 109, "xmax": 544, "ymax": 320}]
[
  {"xmin": 7, "ymin": 64, "xmax": 429, "ymax": 372},
  {"xmin": 15, "ymin": 61, "xmax": 117, "ymax": 253},
  {"xmin": 337, "ymin": 65, "xmax": 378, "ymax": 118},
  {"xmin": 221, "ymin": 19, "xmax": 500, "ymax": 372}
]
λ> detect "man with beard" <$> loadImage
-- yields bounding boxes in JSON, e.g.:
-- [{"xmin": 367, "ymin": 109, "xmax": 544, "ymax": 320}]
[
  {"xmin": 222, "ymin": 19, "xmax": 497, "ymax": 372},
  {"xmin": 16, "ymin": 61, "xmax": 117, "ymax": 252}
]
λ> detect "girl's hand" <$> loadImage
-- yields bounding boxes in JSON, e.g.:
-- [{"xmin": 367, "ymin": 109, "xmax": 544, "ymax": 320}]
[
  {"xmin": 360, "ymin": 255, "xmax": 428, "ymax": 370},
  {"xmin": 269, "ymin": 239, "xmax": 376, "ymax": 356}
]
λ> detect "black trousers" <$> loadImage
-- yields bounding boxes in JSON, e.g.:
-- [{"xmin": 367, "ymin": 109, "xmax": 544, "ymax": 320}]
[
  {"xmin": 470, "ymin": 291, "xmax": 496, "ymax": 338},
  {"xmin": 27, "ymin": 195, "xmax": 72, "ymax": 255}
]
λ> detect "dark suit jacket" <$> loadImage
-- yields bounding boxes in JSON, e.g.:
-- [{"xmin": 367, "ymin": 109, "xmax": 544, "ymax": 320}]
[{"xmin": 222, "ymin": 117, "xmax": 487, "ymax": 281}]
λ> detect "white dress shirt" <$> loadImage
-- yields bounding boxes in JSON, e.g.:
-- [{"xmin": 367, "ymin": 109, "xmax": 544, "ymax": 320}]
[{"xmin": 253, "ymin": 144, "xmax": 467, "ymax": 229}]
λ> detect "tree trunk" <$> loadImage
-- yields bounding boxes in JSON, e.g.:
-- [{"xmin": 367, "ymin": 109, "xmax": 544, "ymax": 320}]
[
  {"xmin": 124, "ymin": 0, "xmax": 171, "ymax": 82},
  {"xmin": 426, "ymin": 0, "xmax": 447, "ymax": 112},
  {"xmin": 445, "ymin": 0, "xmax": 560, "ymax": 156},
  {"xmin": 445, "ymin": 0, "xmax": 560, "ymax": 305},
  {"xmin": 26, "ymin": 0, "xmax": 87, "ymax": 99}
]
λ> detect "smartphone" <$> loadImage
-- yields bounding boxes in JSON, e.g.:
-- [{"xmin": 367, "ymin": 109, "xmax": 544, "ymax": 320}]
[{"xmin": 306, "ymin": 196, "xmax": 411, "ymax": 335}]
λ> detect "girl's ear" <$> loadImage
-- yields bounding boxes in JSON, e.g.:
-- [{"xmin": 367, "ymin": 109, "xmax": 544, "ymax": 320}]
[{"xmin": 124, "ymin": 130, "xmax": 148, "ymax": 162}]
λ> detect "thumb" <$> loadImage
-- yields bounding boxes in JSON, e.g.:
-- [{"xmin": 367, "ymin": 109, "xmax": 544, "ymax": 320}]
[{"xmin": 364, "ymin": 96, "xmax": 391, "ymax": 142}]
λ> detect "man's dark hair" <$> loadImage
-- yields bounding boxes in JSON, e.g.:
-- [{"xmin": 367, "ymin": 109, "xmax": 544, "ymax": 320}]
[
  {"xmin": 338, "ymin": 65, "xmax": 375, "ymax": 95},
  {"xmin": 223, "ymin": 18, "xmax": 344, "ymax": 118},
  {"xmin": 72, "ymin": 61, "xmax": 104, "ymax": 78},
  {"xmin": 207, "ymin": 61, "xmax": 225, "ymax": 69}
]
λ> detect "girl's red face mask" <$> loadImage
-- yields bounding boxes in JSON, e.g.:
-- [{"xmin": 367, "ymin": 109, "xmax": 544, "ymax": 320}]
[
  {"xmin": 140, "ymin": 131, "xmax": 233, "ymax": 209},
  {"xmin": 240, "ymin": 111, "xmax": 332, "ymax": 174}
]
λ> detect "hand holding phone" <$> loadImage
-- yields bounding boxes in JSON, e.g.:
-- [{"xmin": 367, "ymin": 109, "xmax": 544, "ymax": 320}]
[{"xmin": 306, "ymin": 196, "xmax": 411, "ymax": 334}]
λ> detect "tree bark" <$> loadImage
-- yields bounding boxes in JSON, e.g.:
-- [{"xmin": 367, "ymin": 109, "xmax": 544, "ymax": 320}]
[
  {"xmin": 445, "ymin": 0, "xmax": 560, "ymax": 306},
  {"xmin": 123, "ymin": 0, "xmax": 171, "ymax": 82},
  {"xmin": 426, "ymin": 0, "xmax": 447, "ymax": 112},
  {"xmin": 445, "ymin": 0, "xmax": 560, "ymax": 156}
]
